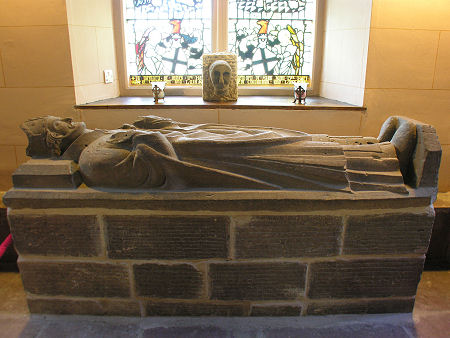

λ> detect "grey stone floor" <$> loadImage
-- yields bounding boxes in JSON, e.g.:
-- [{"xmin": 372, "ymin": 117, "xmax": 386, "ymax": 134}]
[{"xmin": 0, "ymin": 271, "xmax": 449, "ymax": 338}]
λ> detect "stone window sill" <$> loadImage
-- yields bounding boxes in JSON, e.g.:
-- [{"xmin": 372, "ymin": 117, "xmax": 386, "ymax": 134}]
[{"xmin": 76, "ymin": 96, "xmax": 366, "ymax": 111}]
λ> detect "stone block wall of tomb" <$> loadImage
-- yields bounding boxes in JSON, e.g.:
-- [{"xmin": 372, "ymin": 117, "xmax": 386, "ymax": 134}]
[{"xmin": 5, "ymin": 190, "xmax": 435, "ymax": 316}]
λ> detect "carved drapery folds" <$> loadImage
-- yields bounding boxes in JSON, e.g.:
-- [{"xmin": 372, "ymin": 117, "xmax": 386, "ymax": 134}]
[{"xmin": 18, "ymin": 115, "xmax": 441, "ymax": 197}]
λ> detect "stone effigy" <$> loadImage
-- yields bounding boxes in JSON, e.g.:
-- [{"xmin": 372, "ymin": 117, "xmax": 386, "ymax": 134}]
[
  {"xmin": 4, "ymin": 115, "xmax": 442, "ymax": 317},
  {"xmin": 17, "ymin": 115, "xmax": 439, "ymax": 195}
]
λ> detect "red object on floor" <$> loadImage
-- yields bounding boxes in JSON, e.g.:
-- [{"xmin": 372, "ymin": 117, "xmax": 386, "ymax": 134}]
[{"xmin": 0, "ymin": 234, "xmax": 12, "ymax": 259}]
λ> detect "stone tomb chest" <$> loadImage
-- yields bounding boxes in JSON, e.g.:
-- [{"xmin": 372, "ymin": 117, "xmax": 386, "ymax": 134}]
[{"xmin": 3, "ymin": 115, "xmax": 441, "ymax": 316}]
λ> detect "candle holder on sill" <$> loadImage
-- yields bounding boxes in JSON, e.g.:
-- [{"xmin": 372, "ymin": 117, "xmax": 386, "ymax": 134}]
[
  {"xmin": 293, "ymin": 82, "xmax": 307, "ymax": 104},
  {"xmin": 151, "ymin": 81, "xmax": 166, "ymax": 104}
]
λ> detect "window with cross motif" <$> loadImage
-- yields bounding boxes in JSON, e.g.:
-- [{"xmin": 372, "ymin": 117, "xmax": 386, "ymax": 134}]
[{"xmin": 121, "ymin": 0, "xmax": 316, "ymax": 88}]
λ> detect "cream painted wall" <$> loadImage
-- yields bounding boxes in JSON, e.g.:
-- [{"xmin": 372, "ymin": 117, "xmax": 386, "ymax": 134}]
[
  {"xmin": 0, "ymin": 0, "xmax": 77, "ymax": 190},
  {"xmin": 77, "ymin": 107, "xmax": 364, "ymax": 138},
  {"xmin": 361, "ymin": 0, "xmax": 450, "ymax": 191},
  {"xmin": 320, "ymin": 0, "xmax": 372, "ymax": 106},
  {"xmin": 0, "ymin": 0, "xmax": 120, "ymax": 190},
  {"xmin": 66, "ymin": 0, "xmax": 120, "ymax": 104}
]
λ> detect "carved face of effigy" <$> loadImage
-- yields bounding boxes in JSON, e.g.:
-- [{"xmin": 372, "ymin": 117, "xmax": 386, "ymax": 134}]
[
  {"xmin": 46, "ymin": 117, "xmax": 83, "ymax": 138},
  {"xmin": 21, "ymin": 116, "xmax": 86, "ymax": 157},
  {"xmin": 210, "ymin": 60, "xmax": 232, "ymax": 95}
]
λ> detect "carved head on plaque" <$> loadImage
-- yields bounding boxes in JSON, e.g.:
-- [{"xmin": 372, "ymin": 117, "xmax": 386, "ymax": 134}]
[
  {"xmin": 202, "ymin": 53, "xmax": 238, "ymax": 102},
  {"xmin": 209, "ymin": 60, "xmax": 232, "ymax": 96}
]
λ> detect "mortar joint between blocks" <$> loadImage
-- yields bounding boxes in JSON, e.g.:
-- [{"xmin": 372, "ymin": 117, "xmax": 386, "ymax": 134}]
[
  {"xmin": 128, "ymin": 263, "xmax": 137, "ymax": 299},
  {"xmin": 138, "ymin": 299, "xmax": 146, "ymax": 317},
  {"xmin": 194, "ymin": 262, "xmax": 210, "ymax": 300},
  {"xmin": 339, "ymin": 215, "xmax": 349, "ymax": 256},
  {"xmin": 244, "ymin": 301, "xmax": 251, "ymax": 316},
  {"xmin": 229, "ymin": 216, "xmax": 236, "ymax": 260},
  {"xmin": 97, "ymin": 214, "xmax": 107, "ymax": 258},
  {"xmin": 205, "ymin": 263, "xmax": 211, "ymax": 300},
  {"xmin": 302, "ymin": 262, "xmax": 311, "ymax": 311},
  {"xmin": 300, "ymin": 299, "xmax": 310, "ymax": 316}
]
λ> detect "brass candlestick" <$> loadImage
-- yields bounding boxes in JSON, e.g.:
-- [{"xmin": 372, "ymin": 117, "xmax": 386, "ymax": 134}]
[{"xmin": 151, "ymin": 81, "xmax": 166, "ymax": 104}]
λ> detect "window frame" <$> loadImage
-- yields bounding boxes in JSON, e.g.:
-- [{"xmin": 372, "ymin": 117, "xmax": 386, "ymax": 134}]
[{"xmin": 113, "ymin": 0, "xmax": 323, "ymax": 96}]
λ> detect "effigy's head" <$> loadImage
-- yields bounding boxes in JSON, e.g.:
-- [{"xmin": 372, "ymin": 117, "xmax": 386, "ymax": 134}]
[
  {"xmin": 21, "ymin": 116, "xmax": 86, "ymax": 158},
  {"xmin": 209, "ymin": 60, "xmax": 232, "ymax": 95}
]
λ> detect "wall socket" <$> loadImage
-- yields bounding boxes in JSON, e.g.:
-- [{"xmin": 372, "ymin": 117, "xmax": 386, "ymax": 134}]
[{"xmin": 103, "ymin": 70, "xmax": 113, "ymax": 84}]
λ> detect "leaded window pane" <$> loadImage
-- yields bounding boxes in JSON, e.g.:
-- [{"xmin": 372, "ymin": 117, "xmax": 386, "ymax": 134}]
[
  {"xmin": 228, "ymin": 0, "xmax": 315, "ymax": 84},
  {"xmin": 124, "ymin": 0, "xmax": 211, "ymax": 85}
]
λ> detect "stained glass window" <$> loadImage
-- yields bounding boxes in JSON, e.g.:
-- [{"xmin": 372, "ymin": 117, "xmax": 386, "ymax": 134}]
[
  {"xmin": 124, "ymin": 0, "xmax": 211, "ymax": 86},
  {"xmin": 229, "ymin": 0, "xmax": 315, "ymax": 85},
  {"xmin": 124, "ymin": 0, "xmax": 316, "ymax": 86}
]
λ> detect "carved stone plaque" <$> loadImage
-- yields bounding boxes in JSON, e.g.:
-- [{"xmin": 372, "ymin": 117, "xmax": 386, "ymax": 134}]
[{"xmin": 202, "ymin": 53, "xmax": 238, "ymax": 102}]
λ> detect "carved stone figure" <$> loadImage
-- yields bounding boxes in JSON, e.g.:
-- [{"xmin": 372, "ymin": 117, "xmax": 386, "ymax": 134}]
[
  {"xmin": 210, "ymin": 60, "xmax": 232, "ymax": 96},
  {"xmin": 20, "ymin": 115, "xmax": 440, "ymax": 193},
  {"xmin": 202, "ymin": 53, "xmax": 238, "ymax": 102}
]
